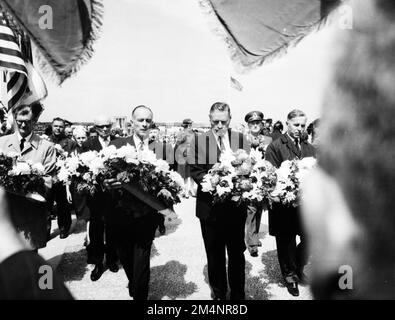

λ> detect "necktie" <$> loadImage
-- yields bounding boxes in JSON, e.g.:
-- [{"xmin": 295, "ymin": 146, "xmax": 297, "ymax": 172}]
[
  {"xmin": 294, "ymin": 138, "xmax": 300, "ymax": 153},
  {"xmin": 20, "ymin": 138, "xmax": 25, "ymax": 151},
  {"xmin": 139, "ymin": 140, "xmax": 144, "ymax": 151}
]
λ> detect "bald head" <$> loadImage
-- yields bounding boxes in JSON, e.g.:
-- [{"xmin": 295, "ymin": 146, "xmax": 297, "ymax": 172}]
[{"xmin": 93, "ymin": 115, "xmax": 111, "ymax": 126}]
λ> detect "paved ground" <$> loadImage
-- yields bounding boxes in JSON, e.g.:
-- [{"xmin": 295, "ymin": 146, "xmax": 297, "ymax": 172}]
[{"xmin": 39, "ymin": 197, "xmax": 312, "ymax": 300}]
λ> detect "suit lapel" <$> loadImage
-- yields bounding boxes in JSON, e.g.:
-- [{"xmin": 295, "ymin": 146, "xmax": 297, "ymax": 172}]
[
  {"xmin": 284, "ymin": 134, "xmax": 301, "ymax": 158},
  {"xmin": 21, "ymin": 134, "xmax": 39, "ymax": 155},
  {"xmin": 8, "ymin": 133, "xmax": 20, "ymax": 153}
]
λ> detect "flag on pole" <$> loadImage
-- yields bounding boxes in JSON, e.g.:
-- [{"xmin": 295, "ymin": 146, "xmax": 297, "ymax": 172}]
[
  {"xmin": 0, "ymin": 11, "xmax": 28, "ymax": 111},
  {"xmin": 230, "ymin": 76, "xmax": 243, "ymax": 91}
]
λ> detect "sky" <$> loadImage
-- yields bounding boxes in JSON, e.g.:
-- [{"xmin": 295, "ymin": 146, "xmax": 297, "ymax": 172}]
[{"xmin": 40, "ymin": 0, "xmax": 335, "ymax": 126}]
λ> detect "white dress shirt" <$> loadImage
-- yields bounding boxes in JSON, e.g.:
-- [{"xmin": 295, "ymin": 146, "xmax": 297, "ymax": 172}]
[
  {"xmin": 98, "ymin": 136, "xmax": 110, "ymax": 149},
  {"xmin": 133, "ymin": 134, "xmax": 149, "ymax": 151},
  {"xmin": 17, "ymin": 132, "xmax": 33, "ymax": 151},
  {"xmin": 212, "ymin": 130, "xmax": 231, "ymax": 152}
]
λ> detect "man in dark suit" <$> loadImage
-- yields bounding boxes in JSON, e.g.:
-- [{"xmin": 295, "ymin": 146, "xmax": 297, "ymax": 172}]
[
  {"xmin": 265, "ymin": 109, "xmax": 316, "ymax": 297},
  {"xmin": 104, "ymin": 105, "xmax": 174, "ymax": 300},
  {"xmin": 47, "ymin": 117, "xmax": 76, "ymax": 239},
  {"xmin": 82, "ymin": 116, "xmax": 119, "ymax": 282},
  {"xmin": 244, "ymin": 111, "xmax": 272, "ymax": 257},
  {"xmin": 189, "ymin": 102, "xmax": 250, "ymax": 300}
]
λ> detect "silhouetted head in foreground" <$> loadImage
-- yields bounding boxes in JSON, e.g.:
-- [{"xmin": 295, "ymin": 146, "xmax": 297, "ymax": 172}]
[{"xmin": 302, "ymin": 0, "xmax": 395, "ymax": 299}]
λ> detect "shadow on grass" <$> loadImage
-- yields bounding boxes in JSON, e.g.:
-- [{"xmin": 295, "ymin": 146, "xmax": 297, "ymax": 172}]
[
  {"xmin": 55, "ymin": 248, "xmax": 89, "ymax": 282},
  {"xmin": 149, "ymin": 260, "xmax": 198, "ymax": 300},
  {"xmin": 201, "ymin": 249, "xmax": 283, "ymax": 300}
]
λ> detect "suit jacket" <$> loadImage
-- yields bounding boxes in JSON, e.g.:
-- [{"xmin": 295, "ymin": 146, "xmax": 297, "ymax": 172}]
[
  {"xmin": 0, "ymin": 132, "xmax": 57, "ymax": 175},
  {"xmin": 49, "ymin": 134, "xmax": 76, "ymax": 154},
  {"xmin": 265, "ymin": 133, "xmax": 316, "ymax": 236},
  {"xmin": 189, "ymin": 129, "xmax": 250, "ymax": 220},
  {"xmin": 82, "ymin": 136, "xmax": 104, "ymax": 153},
  {"xmin": 109, "ymin": 136, "xmax": 175, "ymax": 218}
]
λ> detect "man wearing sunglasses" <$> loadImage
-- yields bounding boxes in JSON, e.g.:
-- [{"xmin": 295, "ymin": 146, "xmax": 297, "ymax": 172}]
[{"xmin": 82, "ymin": 116, "xmax": 119, "ymax": 283}]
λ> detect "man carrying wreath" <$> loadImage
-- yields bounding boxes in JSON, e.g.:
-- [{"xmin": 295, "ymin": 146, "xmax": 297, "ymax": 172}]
[
  {"xmin": 190, "ymin": 102, "xmax": 250, "ymax": 300},
  {"xmin": 0, "ymin": 102, "xmax": 56, "ymax": 250},
  {"xmin": 103, "ymin": 105, "xmax": 174, "ymax": 300},
  {"xmin": 265, "ymin": 109, "xmax": 316, "ymax": 297}
]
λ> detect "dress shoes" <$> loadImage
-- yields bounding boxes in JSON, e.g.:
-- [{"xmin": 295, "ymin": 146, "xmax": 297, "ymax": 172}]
[
  {"xmin": 59, "ymin": 230, "xmax": 69, "ymax": 239},
  {"xmin": 159, "ymin": 224, "xmax": 166, "ymax": 235},
  {"xmin": 297, "ymin": 270, "xmax": 309, "ymax": 285},
  {"xmin": 286, "ymin": 282, "xmax": 299, "ymax": 297},
  {"xmin": 90, "ymin": 264, "xmax": 104, "ymax": 281},
  {"xmin": 108, "ymin": 263, "xmax": 119, "ymax": 273}
]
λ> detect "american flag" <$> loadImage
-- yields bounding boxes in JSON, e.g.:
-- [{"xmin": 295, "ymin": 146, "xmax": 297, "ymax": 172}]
[{"xmin": 0, "ymin": 11, "xmax": 28, "ymax": 112}]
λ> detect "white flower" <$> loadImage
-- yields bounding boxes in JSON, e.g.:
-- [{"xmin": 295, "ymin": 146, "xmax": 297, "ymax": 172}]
[
  {"xmin": 82, "ymin": 172, "xmax": 92, "ymax": 182},
  {"xmin": 155, "ymin": 159, "xmax": 170, "ymax": 173},
  {"xmin": 11, "ymin": 162, "xmax": 31, "ymax": 175},
  {"xmin": 298, "ymin": 157, "xmax": 317, "ymax": 170},
  {"xmin": 169, "ymin": 170, "xmax": 185, "ymax": 188},
  {"xmin": 285, "ymin": 191, "xmax": 296, "ymax": 203},
  {"xmin": 216, "ymin": 185, "xmax": 231, "ymax": 197},
  {"xmin": 79, "ymin": 151, "xmax": 98, "ymax": 166},
  {"xmin": 54, "ymin": 144, "xmax": 64, "ymax": 152},
  {"xmin": 89, "ymin": 157, "xmax": 105, "ymax": 175},
  {"xmin": 66, "ymin": 156, "xmax": 80, "ymax": 173},
  {"xmin": 57, "ymin": 167, "xmax": 70, "ymax": 183},
  {"xmin": 31, "ymin": 163, "xmax": 45, "ymax": 175},
  {"xmin": 116, "ymin": 144, "xmax": 138, "ymax": 160},
  {"xmin": 100, "ymin": 145, "xmax": 118, "ymax": 160},
  {"xmin": 201, "ymin": 175, "xmax": 214, "ymax": 192},
  {"xmin": 139, "ymin": 148, "xmax": 157, "ymax": 164},
  {"xmin": 219, "ymin": 175, "xmax": 234, "ymax": 189},
  {"xmin": 250, "ymin": 149, "xmax": 264, "ymax": 162}
]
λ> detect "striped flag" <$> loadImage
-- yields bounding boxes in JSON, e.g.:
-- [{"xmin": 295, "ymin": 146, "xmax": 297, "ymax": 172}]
[
  {"xmin": 0, "ymin": 11, "xmax": 28, "ymax": 111},
  {"xmin": 230, "ymin": 76, "xmax": 243, "ymax": 92}
]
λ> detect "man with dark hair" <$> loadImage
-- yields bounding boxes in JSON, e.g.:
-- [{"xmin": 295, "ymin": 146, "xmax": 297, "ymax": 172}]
[
  {"xmin": 190, "ymin": 102, "xmax": 250, "ymax": 300},
  {"xmin": 302, "ymin": 0, "xmax": 395, "ymax": 300},
  {"xmin": 0, "ymin": 103, "xmax": 56, "ymax": 249},
  {"xmin": 47, "ymin": 117, "xmax": 75, "ymax": 239},
  {"xmin": 265, "ymin": 109, "xmax": 316, "ymax": 297},
  {"xmin": 82, "ymin": 116, "xmax": 119, "ymax": 282},
  {"xmin": 103, "ymin": 105, "xmax": 174, "ymax": 300},
  {"xmin": 271, "ymin": 121, "xmax": 283, "ymax": 141},
  {"xmin": 0, "ymin": 188, "xmax": 73, "ymax": 299}
]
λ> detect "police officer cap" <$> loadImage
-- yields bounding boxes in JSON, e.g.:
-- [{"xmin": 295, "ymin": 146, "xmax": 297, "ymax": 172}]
[{"xmin": 244, "ymin": 111, "xmax": 264, "ymax": 123}]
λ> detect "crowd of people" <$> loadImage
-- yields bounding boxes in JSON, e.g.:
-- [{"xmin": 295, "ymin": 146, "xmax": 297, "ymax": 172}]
[
  {"xmin": 0, "ymin": 99, "xmax": 320, "ymax": 300},
  {"xmin": 1, "ymin": 0, "xmax": 395, "ymax": 301}
]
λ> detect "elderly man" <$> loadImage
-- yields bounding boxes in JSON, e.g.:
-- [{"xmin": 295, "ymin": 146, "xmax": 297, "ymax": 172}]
[
  {"xmin": 104, "ymin": 105, "xmax": 174, "ymax": 300},
  {"xmin": 0, "ymin": 102, "xmax": 56, "ymax": 249},
  {"xmin": 190, "ymin": 102, "xmax": 250, "ymax": 300},
  {"xmin": 82, "ymin": 116, "xmax": 119, "ymax": 282},
  {"xmin": 265, "ymin": 109, "xmax": 316, "ymax": 297}
]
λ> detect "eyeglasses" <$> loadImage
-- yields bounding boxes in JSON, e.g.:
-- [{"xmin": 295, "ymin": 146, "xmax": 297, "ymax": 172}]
[
  {"xmin": 15, "ymin": 119, "xmax": 32, "ymax": 126},
  {"xmin": 95, "ymin": 124, "xmax": 111, "ymax": 129},
  {"xmin": 211, "ymin": 120, "xmax": 228, "ymax": 125}
]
